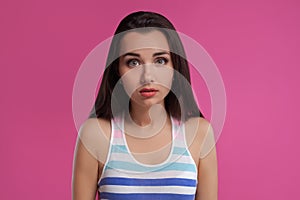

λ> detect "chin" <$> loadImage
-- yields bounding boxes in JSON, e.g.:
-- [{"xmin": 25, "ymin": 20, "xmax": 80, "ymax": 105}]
[{"xmin": 133, "ymin": 98, "xmax": 164, "ymax": 108}]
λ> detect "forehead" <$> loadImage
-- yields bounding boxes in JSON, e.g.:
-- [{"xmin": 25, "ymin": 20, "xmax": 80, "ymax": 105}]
[{"xmin": 119, "ymin": 30, "xmax": 170, "ymax": 55}]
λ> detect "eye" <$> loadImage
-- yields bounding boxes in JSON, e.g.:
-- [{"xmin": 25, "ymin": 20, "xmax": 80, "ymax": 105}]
[
  {"xmin": 127, "ymin": 59, "xmax": 141, "ymax": 67},
  {"xmin": 155, "ymin": 57, "xmax": 169, "ymax": 65}
]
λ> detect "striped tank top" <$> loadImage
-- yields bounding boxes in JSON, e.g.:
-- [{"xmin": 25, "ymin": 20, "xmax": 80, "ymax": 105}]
[{"xmin": 97, "ymin": 115, "xmax": 198, "ymax": 200}]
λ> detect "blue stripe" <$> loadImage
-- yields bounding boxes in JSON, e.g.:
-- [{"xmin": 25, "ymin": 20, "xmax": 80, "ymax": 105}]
[
  {"xmin": 100, "ymin": 192, "xmax": 195, "ymax": 200},
  {"xmin": 111, "ymin": 145, "xmax": 190, "ymax": 156},
  {"xmin": 111, "ymin": 145, "xmax": 128, "ymax": 154},
  {"xmin": 173, "ymin": 147, "xmax": 189, "ymax": 156},
  {"xmin": 105, "ymin": 161, "xmax": 197, "ymax": 172},
  {"xmin": 99, "ymin": 177, "xmax": 196, "ymax": 187}
]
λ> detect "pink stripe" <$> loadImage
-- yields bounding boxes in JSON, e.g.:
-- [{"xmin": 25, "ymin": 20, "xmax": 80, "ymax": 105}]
[
  {"xmin": 114, "ymin": 130, "xmax": 123, "ymax": 138},
  {"xmin": 113, "ymin": 117, "xmax": 122, "ymax": 123},
  {"xmin": 174, "ymin": 132, "xmax": 184, "ymax": 140}
]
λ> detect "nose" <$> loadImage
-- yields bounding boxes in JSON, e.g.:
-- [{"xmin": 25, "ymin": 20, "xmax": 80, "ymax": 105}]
[{"xmin": 140, "ymin": 64, "xmax": 154, "ymax": 84}]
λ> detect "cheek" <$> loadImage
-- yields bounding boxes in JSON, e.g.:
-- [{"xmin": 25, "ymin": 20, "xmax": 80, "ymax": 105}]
[
  {"xmin": 155, "ymin": 67, "xmax": 174, "ymax": 89},
  {"xmin": 118, "ymin": 64, "xmax": 128, "ymax": 77},
  {"xmin": 120, "ymin": 67, "xmax": 143, "ymax": 97},
  {"xmin": 121, "ymin": 76, "xmax": 137, "ymax": 95}
]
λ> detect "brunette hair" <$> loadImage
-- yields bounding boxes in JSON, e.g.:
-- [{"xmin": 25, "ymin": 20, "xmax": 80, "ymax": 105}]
[{"xmin": 89, "ymin": 11, "xmax": 203, "ymax": 121}]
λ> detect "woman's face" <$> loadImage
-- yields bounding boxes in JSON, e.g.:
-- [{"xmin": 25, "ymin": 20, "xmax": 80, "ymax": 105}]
[{"xmin": 118, "ymin": 30, "xmax": 174, "ymax": 108}]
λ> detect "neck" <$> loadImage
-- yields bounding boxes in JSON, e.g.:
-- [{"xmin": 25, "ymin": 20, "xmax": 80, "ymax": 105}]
[{"xmin": 128, "ymin": 101, "xmax": 167, "ymax": 127}]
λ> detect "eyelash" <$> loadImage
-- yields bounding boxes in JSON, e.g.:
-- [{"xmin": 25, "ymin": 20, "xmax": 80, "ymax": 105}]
[{"xmin": 126, "ymin": 57, "xmax": 169, "ymax": 67}]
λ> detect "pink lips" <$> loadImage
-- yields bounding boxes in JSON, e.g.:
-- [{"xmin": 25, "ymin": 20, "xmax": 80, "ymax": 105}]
[{"xmin": 139, "ymin": 88, "xmax": 158, "ymax": 98}]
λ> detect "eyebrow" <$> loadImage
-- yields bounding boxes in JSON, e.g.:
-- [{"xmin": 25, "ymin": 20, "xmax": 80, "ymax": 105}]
[{"xmin": 122, "ymin": 51, "xmax": 170, "ymax": 58}]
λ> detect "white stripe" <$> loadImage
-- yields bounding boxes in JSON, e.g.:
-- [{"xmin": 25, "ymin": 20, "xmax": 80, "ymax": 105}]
[
  {"xmin": 111, "ymin": 138, "xmax": 125, "ymax": 144},
  {"xmin": 100, "ymin": 169, "xmax": 197, "ymax": 180},
  {"xmin": 113, "ymin": 138, "xmax": 187, "ymax": 146},
  {"xmin": 99, "ymin": 185, "xmax": 196, "ymax": 195}
]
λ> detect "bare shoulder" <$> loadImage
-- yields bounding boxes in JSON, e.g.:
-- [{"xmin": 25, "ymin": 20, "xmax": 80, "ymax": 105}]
[
  {"xmin": 77, "ymin": 117, "xmax": 111, "ymax": 163},
  {"xmin": 184, "ymin": 117, "xmax": 214, "ymax": 160},
  {"xmin": 79, "ymin": 117, "xmax": 111, "ymax": 137},
  {"xmin": 184, "ymin": 117, "xmax": 211, "ymax": 143}
]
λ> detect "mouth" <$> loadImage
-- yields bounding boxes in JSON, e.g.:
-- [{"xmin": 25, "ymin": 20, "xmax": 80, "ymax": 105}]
[{"xmin": 139, "ymin": 88, "xmax": 158, "ymax": 97}]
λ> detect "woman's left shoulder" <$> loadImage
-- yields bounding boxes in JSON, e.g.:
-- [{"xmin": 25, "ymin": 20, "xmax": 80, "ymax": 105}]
[
  {"xmin": 184, "ymin": 117, "xmax": 213, "ymax": 154},
  {"xmin": 184, "ymin": 117, "xmax": 212, "ymax": 137}
]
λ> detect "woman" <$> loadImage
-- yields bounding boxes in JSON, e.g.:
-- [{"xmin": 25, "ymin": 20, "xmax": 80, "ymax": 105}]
[{"xmin": 72, "ymin": 11, "xmax": 218, "ymax": 200}]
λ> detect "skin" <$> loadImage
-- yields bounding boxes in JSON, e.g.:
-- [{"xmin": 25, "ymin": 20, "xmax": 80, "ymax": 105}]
[{"xmin": 72, "ymin": 30, "xmax": 218, "ymax": 200}]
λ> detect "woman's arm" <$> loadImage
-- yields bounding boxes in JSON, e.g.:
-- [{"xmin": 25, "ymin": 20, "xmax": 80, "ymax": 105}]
[
  {"xmin": 72, "ymin": 137, "xmax": 99, "ymax": 200},
  {"xmin": 195, "ymin": 124, "xmax": 218, "ymax": 200},
  {"xmin": 72, "ymin": 118, "xmax": 110, "ymax": 200}
]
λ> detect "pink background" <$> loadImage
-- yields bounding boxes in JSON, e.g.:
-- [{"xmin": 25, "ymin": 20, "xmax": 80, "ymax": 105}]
[{"xmin": 1, "ymin": 0, "xmax": 299, "ymax": 199}]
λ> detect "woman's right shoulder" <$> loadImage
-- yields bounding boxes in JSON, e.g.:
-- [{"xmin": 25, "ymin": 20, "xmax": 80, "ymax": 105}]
[
  {"xmin": 79, "ymin": 118, "xmax": 111, "ymax": 138},
  {"xmin": 77, "ymin": 118, "xmax": 112, "ymax": 162}
]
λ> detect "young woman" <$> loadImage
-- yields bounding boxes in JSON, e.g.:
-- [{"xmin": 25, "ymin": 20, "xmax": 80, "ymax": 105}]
[{"xmin": 72, "ymin": 11, "xmax": 218, "ymax": 200}]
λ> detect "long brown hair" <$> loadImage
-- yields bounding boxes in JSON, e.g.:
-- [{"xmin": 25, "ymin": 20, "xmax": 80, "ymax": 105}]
[{"xmin": 89, "ymin": 11, "xmax": 203, "ymax": 121}]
